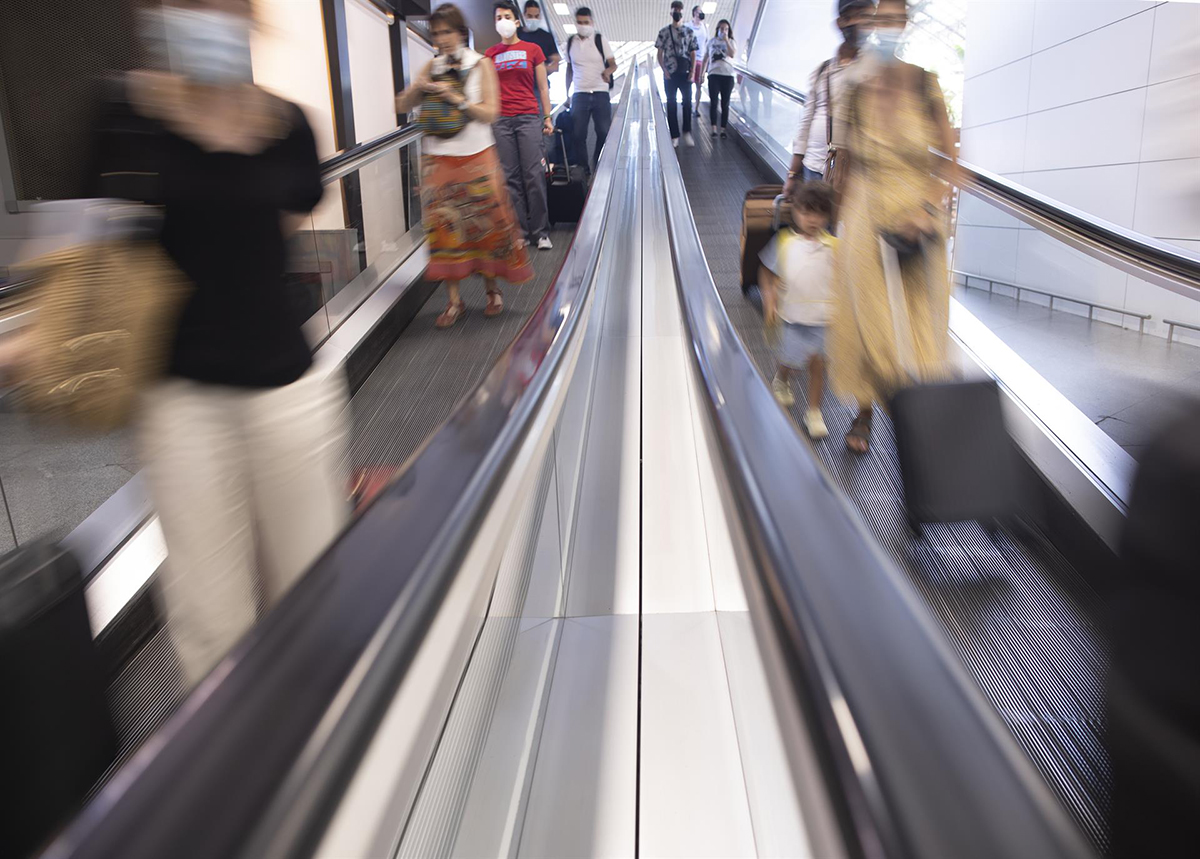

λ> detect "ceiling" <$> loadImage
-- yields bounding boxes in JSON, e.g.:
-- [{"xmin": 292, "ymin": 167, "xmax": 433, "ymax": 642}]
[{"xmin": 534, "ymin": 0, "xmax": 740, "ymax": 46}]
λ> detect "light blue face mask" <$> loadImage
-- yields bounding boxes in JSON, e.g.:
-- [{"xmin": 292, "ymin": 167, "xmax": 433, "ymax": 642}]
[
  {"xmin": 142, "ymin": 7, "xmax": 255, "ymax": 86},
  {"xmin": 869, "ymin": 27, "xmax": 904, "ymax": 59},
  {"xmin": 523, "ymin": 17, "xmax": 546, "ymax": 31}
]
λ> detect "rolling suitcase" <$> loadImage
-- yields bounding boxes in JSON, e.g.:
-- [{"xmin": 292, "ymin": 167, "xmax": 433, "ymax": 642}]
[
  {"xmin": 739, "ymin": 184, "xmax": 792, "ymax": 300},
  {"xmin": 546, "ymin": 129, "xmax": 586, "ymax": 227},
  {"xmin": 880, "ymin": 239, "xmax": 1023, "ymax": 534},
  {"xmin": 1, "ymin": 542, "xmax": 118, "ymax": 857}
]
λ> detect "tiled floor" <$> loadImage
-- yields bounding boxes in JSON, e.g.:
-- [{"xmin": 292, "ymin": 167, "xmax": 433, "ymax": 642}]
[{"xmin": 955, "ymin": 286, "xmax": 1200, "ymax": 459}]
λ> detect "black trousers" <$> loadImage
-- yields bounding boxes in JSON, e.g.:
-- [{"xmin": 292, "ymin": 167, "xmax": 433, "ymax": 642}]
[
  {"xmin": 708, "ymin": 74, "xmax": 734, "ymax": 129},
  {"xmin": 664, "ymin": 70, "xmax": 692, "ymax": 138}
]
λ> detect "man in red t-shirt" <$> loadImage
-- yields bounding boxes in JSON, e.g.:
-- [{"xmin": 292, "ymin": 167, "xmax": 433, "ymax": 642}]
[{"xmin": 487, "ymin": 1, "xmax": 555, "ymax": 249}]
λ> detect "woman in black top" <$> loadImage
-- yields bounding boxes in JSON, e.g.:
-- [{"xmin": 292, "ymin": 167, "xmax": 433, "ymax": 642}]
[{"xmin": 92, "ymin": 0, "xmax": 350, "ymax": 688}]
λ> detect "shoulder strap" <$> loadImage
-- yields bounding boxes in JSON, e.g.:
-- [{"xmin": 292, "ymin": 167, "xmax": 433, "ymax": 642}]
[
  {"xmin": 820, "ymin": 59, "xmax": 833, "ymax": 146},
  {"xmin": 567, "ymin": 34, "xmax": 576, "ymax": 64},
  {"xmin": 594, "ymin": 33, "xmax": 604, "ymax": 57}
]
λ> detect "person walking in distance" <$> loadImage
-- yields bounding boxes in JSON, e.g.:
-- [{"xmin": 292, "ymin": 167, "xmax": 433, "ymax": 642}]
[
  {"xmin": 518, "ymin": 1, "xmax": 561, "ymax": 76},
  {"xmin": 488, "ymin": 1, "xmax": 556, "ymax": 250},
  {"xmin": 702, "ymin": 18, "xmax": 736, "ymax": 137},
  {"xmin": 656, "ymin": 1, "xmax": 698, "ymax": 148},
  {"xmin": 783, "ymin": 0, "xmax": 877, "ymax": 200},
  {"xmin": 565, "ymin": 6, "xmax": 617, "ymax": 174},
  {"xmin": 686, "ymin": 5, "xmax": 709, "ymax": 118},
  {"xmin": 395, "ymin": 3, "xmax": 533, "ymax": 327}
]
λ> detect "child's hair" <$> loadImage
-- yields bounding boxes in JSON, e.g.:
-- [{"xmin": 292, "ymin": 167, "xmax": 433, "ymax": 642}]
[{"xmin": 791, "ymin": 182, "xmax": 835, "ymax": 220}]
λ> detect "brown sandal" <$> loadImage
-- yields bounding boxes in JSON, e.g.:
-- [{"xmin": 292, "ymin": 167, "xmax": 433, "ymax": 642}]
[
  {"xmin": 436, "ymin": 299, "xmax": 465, "ymax": 328},
  {"xmin": 484, "ymin": 289, "xmax": 504, "ymax": 318},
  {"xmin": 845, "ymin": 409, "xmax": 873, "ymax": 454}
]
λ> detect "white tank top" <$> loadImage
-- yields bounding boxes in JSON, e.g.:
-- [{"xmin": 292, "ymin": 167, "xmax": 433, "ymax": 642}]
[{"xmin": 423, "ymin": 49, "xmax": 495, "ymax": 157}]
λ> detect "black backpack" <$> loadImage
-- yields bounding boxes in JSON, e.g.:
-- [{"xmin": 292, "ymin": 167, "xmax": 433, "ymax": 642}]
[{"xmin": 567, "ymin": 33, "xmax": 615, "ymax": 90}]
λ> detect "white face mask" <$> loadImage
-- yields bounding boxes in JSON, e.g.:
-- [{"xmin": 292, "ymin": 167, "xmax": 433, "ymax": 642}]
[
  {"xmin": 142, "ymin": 7, "xmax": 255, "ymax": 86},
  {"xmin": 524, "ymin": 17, "xmax": 546, "ymax": 31},
  {"xmin": 869, "ymin": 28, "xmax": 904, "ymax": 59},
  {"xmin": 496, "ymin": 18, "xmax": 518, "ymax": 39},
  {"xmin": 576, "ymin": 23, "xmax": 595, "ymax": 38}
]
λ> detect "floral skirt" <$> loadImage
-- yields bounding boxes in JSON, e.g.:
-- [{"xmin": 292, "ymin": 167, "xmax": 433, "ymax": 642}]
[{"xmin": 422, "ymin": 147, "xmax": 533, "ymax": 284}]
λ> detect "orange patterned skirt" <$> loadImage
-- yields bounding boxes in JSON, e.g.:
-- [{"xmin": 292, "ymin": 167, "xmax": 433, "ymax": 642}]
[{"xmin": 422, "ymin": 146, "xmax": 533, "ymax": 284}]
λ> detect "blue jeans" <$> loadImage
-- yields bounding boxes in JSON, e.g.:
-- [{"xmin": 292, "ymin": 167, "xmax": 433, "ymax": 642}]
[
  {"xmin": 664, "ymin": 70, "xmax": 692, "ymax": 139},
  {"xmin": 571, "ymin": 91, "xmax": 612, "ymax": 173},
  {"xmin": 802, "ymin": 165, "xmax": 824, "ymax": 182}
]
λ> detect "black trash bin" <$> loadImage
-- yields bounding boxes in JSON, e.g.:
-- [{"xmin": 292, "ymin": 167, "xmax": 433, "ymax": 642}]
[{"xmin": 0, "ymin": 542, "xmax": 117, "ymax": 857}]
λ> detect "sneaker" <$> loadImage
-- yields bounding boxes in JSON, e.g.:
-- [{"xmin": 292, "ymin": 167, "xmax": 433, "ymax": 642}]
[
  {"xmin": 711, "ymin": 128, "xmax": 718, "ymax": 137},
  {"xmin": 772, "ymin": 375, "xmax": 794, "ymax": 407},
  {"xmin": 683, "ymin": 132, "xmax": 695, "ymax": 147},
  {"xmin": 720, "ymin": 129, "xmax": 728, "ymax": 139},
  {"xmin": 804, "ymin": 408, "xmax": 828, "ymax": 439},
  {"xmin": 673, "ymin": 138, "xmax": 679, "ymax": 148},
  {"xmin": 537, "ymin": 235, "xmax": 553, "ymax": 250}
]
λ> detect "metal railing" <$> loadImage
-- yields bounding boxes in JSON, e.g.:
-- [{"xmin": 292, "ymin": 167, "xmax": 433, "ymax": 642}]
[
  {"xmin": 954, "ymin": 270, "xmax": 1151, "ymax": 332},
  {"xmin": 1165, "ymin": 318, "xmax": 1200, "ymax": 344},
  {"xmin": 728, "ymin": 61, "xmax": 808, "ymax": 104}
]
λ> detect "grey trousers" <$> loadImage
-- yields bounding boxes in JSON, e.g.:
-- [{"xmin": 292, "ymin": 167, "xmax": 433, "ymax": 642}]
[{"xmin": 494, "ymin": 113, "xmax": 549, "ymax": 240}]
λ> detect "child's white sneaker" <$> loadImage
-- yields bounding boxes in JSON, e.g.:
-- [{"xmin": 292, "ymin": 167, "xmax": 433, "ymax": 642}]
[
  {"xmin": 804, "ymin": 408, "xmax": 828, "ymax": 439},
  {"xmin": 772, "ymin": 374, "xmax": 794, "ymax": 407}
]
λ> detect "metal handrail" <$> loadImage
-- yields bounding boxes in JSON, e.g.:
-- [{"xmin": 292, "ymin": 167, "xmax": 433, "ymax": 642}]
[
  {"xmin": 651, "ymin": 58, "xmax": 1093, "ymax": 859},
  {"xmin": 1165, "ymin": 318, "xmax": 1200, "ymax": 344},
  {"xmin": 723, "ymin": 64, "xmax": 1200, "ymax": 301},
  {"xmin": 47, "ymin": 63, "xmax": 640, "ymax": 859},
  {"xmin": 319, "ymin": 123, "xmax": 423, "ymax": 184},
  {"xmin": 728, "ymin": 61, "xmax": 808, "ymax": 104},
  {"xmin": 954, "ymin": 270, "xmax": 1151, "ymax": 332}
]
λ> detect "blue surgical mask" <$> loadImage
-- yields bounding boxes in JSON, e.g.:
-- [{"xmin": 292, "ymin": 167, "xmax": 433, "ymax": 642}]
[
  {"xmin": 143, "ymin": 7, "xmax": 255, "ymax": 86},
  {"xmin": 524, "ymin": 18, "xmax": 546, "ymax": 31},
  {"xmin": 870, "ymin": 28, "xmax": 904, "ymax": 58}
]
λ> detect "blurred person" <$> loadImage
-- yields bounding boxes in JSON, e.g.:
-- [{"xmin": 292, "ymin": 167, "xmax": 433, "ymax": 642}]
[
  {"xmin": 656, "ymin": 1, "xmax": 699, "ymax": 148},
  {"xmin": 518, "ymin": 1, "xmax": 561, "ymax": 76},
  {"xmin": 701, "ymin": 18, "xmax": 735, "ymax": 137},
  {"xmin": 686, "ymin": 5, "xmax": 708, "ymax": 119},
  {"xmin": 396, "ymin": 3, "xmax": 532, "ymax": 326},
  {"xmin": 760, "ymin": 183, "xmax": 837, "ymax": 439},
  {"xmin": 784, "ymin": 0, "xmax": 877, "ymax": 199},
  {"xmin": 488, "ymin": 1, "xmax": 555, "ymax": 250},
  {"xmin": 1108, "ymin": 399, "xmax": 1200, "ymax": 857},
  {"xmin": 828, "ymin": 0, "xmax": 956, "ymax": 454},
  {"xmin": 89, "ymin": 0, "xmax": 349, "ymax": 687},
  {"xmin": 565, "ymin": 7, "xmax": 617, "ymax": 173}
]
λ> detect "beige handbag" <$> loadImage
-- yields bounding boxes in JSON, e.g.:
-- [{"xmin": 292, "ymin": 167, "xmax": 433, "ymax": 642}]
[{"xmin": 15, "ymin": 231, "xmax": 189, "ymax": 431}]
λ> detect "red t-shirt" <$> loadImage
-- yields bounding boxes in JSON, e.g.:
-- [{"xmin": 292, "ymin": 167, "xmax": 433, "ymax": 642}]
[{"xmin": 486, "ymin": 40, "xmax": 545, "ymax": 116}]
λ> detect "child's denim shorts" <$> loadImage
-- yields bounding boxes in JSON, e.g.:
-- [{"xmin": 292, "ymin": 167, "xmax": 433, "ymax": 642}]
[{"xmin": 776, "ymin": 321, "xmax": 825, "ymax": 369}]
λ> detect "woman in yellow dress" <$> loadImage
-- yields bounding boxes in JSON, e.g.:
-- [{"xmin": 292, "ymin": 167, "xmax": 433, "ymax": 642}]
[{"xmin": 829, "ymin": 0, "xmax": 957, "ymax": 453}]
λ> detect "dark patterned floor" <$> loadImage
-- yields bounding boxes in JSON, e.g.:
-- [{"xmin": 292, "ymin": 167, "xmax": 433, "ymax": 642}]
[{"xmin": 678, "ymin": 112, "xmax": 1111, "ymax": 853}]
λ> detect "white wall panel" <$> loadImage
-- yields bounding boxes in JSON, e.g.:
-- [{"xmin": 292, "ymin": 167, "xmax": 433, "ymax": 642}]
[
  {"xmin": 1148, "ymin": 1, "xmax": 1200, "ymax": 84},
  {"xmin": 957, "ymin": 191, "xmax": 1027, "ymax": 229},
  {"xmin": 960, "ymin": 115, "xmax": 1028, "ymax": 174},
  {"xmin": 1015, "ymin": 229, "xmax": 1130, "ymax": 307},
  {"xmin": 1125, "ymin": 275, "xmax": 1200, "ymax": 342},
  {"xmin": 1132, "ymin": 157, "xmax": 1200, "ymax": 239},
  {"xmin": 1023, "ymin": 88, "xmax": 1146, "ymax": 172},
  {"xmin": 964, "ymin": 0, "xmax": 1036, "ymax": 78},
  {"xmin": 960, "ymin": 59, "xmax": 1031, "ymax": 128},
  {"xmin": 1027, "ymin": 9, "xmax": 1154, "ymax": 112},
  {"xmin": 1139, "ymin": 74, "xmax": 1200, "ymax": 162},
  {"xmin": 747, "ymin": 0, "xmax": 841, "ymax": 92},
  {"xmin": 952, "ymin": 224, "xmax": 1022, "ymax": 283},
  {"xmin": 1031, "ymin": 0, "xmax": 1155, "ymax": 53},
  {"xmin": 1021, "ymin": 164, "xmax": 1140, "ymax": 228}
]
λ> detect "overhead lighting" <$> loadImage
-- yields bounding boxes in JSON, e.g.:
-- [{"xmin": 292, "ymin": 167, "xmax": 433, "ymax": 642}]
[
  {"xmin": 702, "ymin": 2, "xmax": 717, "ymax": 13},
  {"xmin": 553, "ymin": 3, "xmax": 570, "ymax": 14},
  {"xmin": 563, "ymin": 23, "xmax": 578, "ymax": 34}
]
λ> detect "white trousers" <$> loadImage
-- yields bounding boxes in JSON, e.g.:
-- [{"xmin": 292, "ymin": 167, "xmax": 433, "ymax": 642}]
[{"xmin": 139, "ymin": 363, "xmax": 350, "ymax": 687}]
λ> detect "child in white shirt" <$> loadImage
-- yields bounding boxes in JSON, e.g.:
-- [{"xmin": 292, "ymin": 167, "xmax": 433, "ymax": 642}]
[{"xmin": 759, "ymin": 182, "xmax": 837, "ymax": 438}]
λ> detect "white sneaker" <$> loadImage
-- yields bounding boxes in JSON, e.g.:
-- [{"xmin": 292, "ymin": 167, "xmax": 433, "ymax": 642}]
[
  {"xmin": 673, "ymin": 138, "xmax": 679, "ymax": 148},
  {"xmin": 683, "ymin": 132, "xmax": 695, "ymax": 147},
  {"xmin": 537, "ymin": 235, "xmax": 553, "ymax": 250},
  {"xmin": 772, "ymin": 375, "xmax": 794, "ymax": 407},
  {"xmin": 804, "ymin": 408, "xmax": 828, "ymax": 439}
]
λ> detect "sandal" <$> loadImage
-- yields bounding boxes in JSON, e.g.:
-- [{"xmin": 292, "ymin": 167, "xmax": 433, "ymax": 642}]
[
  {"xmin": 845, "ymin": 409, "xmax": 873, "ymax": 454},
  {"xmin": 436, "ymin": 299, "xmax": 465, "ymax": 329},
  {"xmin": 485, "ymin": 289, "xmax": 504, "ymax": 318}
]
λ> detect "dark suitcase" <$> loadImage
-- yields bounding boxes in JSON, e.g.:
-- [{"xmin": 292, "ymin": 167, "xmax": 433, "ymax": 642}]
[
  {"xmin": 890, "ymin": 378, "xmax": 1024, "ymax": 533},
  {"xmin": 547, "ymin": 129, "xmax": 586, "ymax": 226},
  {"xmin": 1, "ymin": 542, "xmax": 118, "ymax": 857},
  {"xmin": 550, "ymin": 108, "xmax": 579, "ymax": 166},
  {"xmin": 739, "ymin": 184, "xmax": 793, "ymax": 298}
]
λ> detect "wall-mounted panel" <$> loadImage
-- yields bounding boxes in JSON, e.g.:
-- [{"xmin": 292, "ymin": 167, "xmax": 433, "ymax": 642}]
[
  {"xmin": 1027, "ymin": 8, "xmax": 1154, "ymax": 112},
  {"xmin": 1022, "ymin": 88, "xmax": 1146, "ymax": 172}
]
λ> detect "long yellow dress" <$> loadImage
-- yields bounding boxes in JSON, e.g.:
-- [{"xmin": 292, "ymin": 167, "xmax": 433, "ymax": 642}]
[{"xmin": 829, "ymin": 64, "xmax": 951, "ymax": 408}]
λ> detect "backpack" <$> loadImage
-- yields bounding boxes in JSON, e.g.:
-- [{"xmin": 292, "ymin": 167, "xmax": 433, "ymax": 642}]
[{"xmin": 567, "ymin": 33, "xmax": 614, "ymax": 90}]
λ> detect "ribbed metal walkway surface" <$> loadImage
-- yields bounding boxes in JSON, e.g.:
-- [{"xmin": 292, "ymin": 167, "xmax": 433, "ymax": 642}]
[{"xmin": 677, "ymin": 113, "xmax": 1111, "ymax": 851}]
